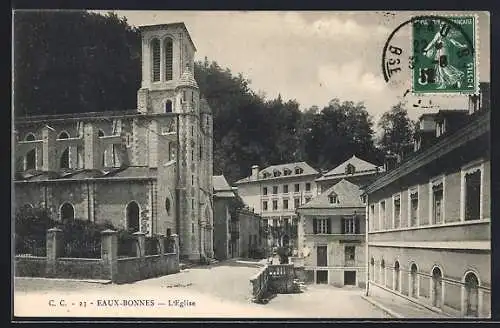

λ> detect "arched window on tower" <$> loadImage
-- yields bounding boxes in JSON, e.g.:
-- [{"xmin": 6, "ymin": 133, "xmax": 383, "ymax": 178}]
[
  {"xmin": 25, "ymin": 149, "xmax": 36, "ymax": 170},
  {"xmin": 25, "ymin": 133, "xmax": 35, "ymax": 141},
  {"xmin": 60, "ymin": 148, "xmax": 70, "ymax": 169},
  {"xmin": 165, "ymin": 100, "xmax": 173, "ymax": 113},
  {"xmin": 98, "ymin": 130, "xmax": 106, "ymax": 167},
  {"xmin": 151, "ymin": 38, "xmax": 161, "ymax": 82},
  {"xmin": 58, "ymin": 131, "xmax": 69, "ymax": 139},
  {"xmin": 60, "ymin": 202, "xmax": 75, "ymax": 222},
  {"xmin": 164, "ymin": 38, "xmax": 173, "ymax": 81}
]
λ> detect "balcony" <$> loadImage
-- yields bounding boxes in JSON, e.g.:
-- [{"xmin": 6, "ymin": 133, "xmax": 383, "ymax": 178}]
[{"xmin": 344, "ymin": 259, "xmax": 356, "ymax": 267}]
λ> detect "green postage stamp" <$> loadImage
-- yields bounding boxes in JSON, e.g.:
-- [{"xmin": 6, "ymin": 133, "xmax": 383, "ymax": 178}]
[{"xmin": 412, "ymin": 16, "xmax": 477, "ymax": 94}]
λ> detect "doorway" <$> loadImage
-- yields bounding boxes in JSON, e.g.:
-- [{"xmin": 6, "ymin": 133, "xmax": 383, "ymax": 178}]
[
  {"xmin": 432, "ymin": 266, "xmax": 443, "ymax": 308},
  {"xmin": 316, "ymin": 270, "xmax": 328, "ymax": 284},
  {"xmin": 344, "ymin": 271, "xmax": 356, "ymax": 285}
]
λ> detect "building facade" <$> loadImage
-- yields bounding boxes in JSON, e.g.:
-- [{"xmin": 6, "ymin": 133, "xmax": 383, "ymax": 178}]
[
  {"xmin": 234, "ymin": 162, "xmax": 320, "ymax": 250},
  {"xmin": 237, "ymin": 208, "xmax": 264, "ymax": 259},
  {"xmin": 365, "ymin": 92, "xmax": 490, "ymax": 317},
  {"xmin": 14, "ymin": 23, "xmax": 214, "ymax": 261},
  {"xmin": 212, "ymin": 175, "xmax": 235, "ymax": 261}
]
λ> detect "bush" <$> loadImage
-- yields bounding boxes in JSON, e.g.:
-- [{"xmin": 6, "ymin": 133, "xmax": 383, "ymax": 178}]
[
  {"xmin": 145, "ymin": 236, "xmax": 159, "ymax": 255},
  {"xmin": 15, "ymin": 207, "xmax": 57, "ymax": 256},
  {"xmin": 117, "ymin": 229, "xmax": 137, "ymax": 257},
  {"xmin": 62, "ymin": 219, "xmax": 114, "ymax": 258}
]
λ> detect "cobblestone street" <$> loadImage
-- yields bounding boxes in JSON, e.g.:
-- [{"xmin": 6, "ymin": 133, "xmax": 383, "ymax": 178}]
[{"xmin": 14, "ymin": 261, "xmax": 388, "ymax": 318}]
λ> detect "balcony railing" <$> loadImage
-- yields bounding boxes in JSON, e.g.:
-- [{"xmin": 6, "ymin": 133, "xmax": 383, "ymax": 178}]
[
  {"xmin": 304, "ymin": 233, "xmax": 364, "ymax": 241},
  {"xmin": 344, "ymin": 259, "xmax": 356, "ymax": 267}
]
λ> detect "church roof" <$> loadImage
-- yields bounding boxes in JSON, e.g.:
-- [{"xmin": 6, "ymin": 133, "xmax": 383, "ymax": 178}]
[
  {"xmin": 176, "ymin": 66, "xmax": 199, "ymax": 89},
  {"xmin": 316, "ymin": 155, "xmax": 381, "ymax": 181},
  {"xmin": 299, "ymin": 179, "xmax": 365, "ymax": 209},
  {"xmin": 213, "ymin": 175, "xmax": 235, "ymax": 198}
]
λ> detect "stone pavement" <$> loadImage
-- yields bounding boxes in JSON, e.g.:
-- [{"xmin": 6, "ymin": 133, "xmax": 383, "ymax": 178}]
[
  {"xmin": 14, "ymin": 261, "xmax": 388, "ymax": 318},
  {"xmin": 363, "ymin": 285, "xmax": 450, "ymax": 319}
]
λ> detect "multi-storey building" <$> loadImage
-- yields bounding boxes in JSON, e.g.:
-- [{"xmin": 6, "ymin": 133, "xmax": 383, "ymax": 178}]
[
  {"xmin": 364, "ymin": 85, "xmax": 491, "ymax": 318},
  {"xmin": 212, "ymin": 175, "xmax": 235, "ymax": 260},
  {"xmin": 296, "ymin": 156, "xmax": 381, "ymax": 287},
  {"xmin": 315, "ymin": 155, "xmax": 384, "ymax": 193},
  {"xmin": 13, "ymin": 23, "xmax": 214, "ymax": 261},
  {"xmin": 234, "ymin": 162, "xmax": 320, "ymax": 249}
]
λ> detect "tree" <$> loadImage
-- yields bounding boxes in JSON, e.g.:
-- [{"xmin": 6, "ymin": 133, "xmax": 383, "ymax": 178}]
[{"xmin": 377, "ymin": 103, "xmax": 416, "ymax": 156}]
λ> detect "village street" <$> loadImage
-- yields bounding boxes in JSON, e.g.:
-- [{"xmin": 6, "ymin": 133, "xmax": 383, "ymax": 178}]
[{"xmin": 14, "ymin": 260, "xmax": 388, "ymax": 319}]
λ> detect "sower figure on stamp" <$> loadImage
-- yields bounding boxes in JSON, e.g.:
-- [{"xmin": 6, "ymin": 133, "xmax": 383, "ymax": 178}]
[{"xmin": 422, "ymin": 22, "xmax": 468, "ymax": 89}]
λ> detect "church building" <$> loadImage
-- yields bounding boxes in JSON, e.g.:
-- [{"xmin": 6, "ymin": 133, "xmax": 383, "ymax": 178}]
[{"xmin": 13, "ymin": 23, "xmax": 214, "ymax": 261}]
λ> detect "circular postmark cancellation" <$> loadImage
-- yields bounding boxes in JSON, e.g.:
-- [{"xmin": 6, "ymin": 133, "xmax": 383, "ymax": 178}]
[{"xmin": 382, "ymin": 15, "xmax": 478, "ymax": 98}]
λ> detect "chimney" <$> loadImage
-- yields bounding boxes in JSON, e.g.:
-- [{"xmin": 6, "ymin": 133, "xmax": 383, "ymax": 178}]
[{"xmin": 251, "ymin": 165, "xmax": 259, "ymax": 181}]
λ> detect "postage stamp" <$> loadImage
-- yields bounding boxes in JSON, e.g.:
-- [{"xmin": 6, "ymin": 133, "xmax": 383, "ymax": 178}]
[{"xmin": 411, "ymin": 16, "xmax": 477, "ymax": 94}]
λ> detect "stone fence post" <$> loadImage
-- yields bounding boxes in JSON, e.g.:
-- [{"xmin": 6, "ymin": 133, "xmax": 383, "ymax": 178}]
[
  {"xmin": 157, "ymin": 234, "xmax": 166, "ymax": 255},
  {"xmin": 46, "ymin": 227, "xmax": 63, "ymax": 277},
  {"xmin": 170, "ymin": 234, "xmax": 179, "ymax": 262},
  {"xmin": 101, "ymin": 229, "xmax": 117, "ymax": 283},
  {"xmin": 133, "ymin": 231, "xmax": 146, "ymax": 257}
]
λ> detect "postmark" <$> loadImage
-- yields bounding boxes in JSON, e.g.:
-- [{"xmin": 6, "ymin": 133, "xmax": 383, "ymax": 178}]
[{"xmin": 382, "ymin": 14, "xmax": 479, "ymax": 98}]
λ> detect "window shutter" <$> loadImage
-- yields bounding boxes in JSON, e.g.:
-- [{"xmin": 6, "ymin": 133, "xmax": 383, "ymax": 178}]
[
  {"xmin": 355, "ymin": 217, "xmax": 361, "ymax": 234},
  {"xmin": 313, "ymin": 218, "xmax": 317, "ymax": 234},
  {"xmin": 327, "ymin": 219, "xmax": 332, "ymax": 234}
]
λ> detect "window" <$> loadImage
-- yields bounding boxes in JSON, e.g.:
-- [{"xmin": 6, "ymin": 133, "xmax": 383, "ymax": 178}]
[
  {"xmin": 263, "ymin": 201, "xmax": 268, "ymax": 211},
  {"xmin": 165, "ymin": 198, "xmax": 171, "ymax": 215},
  {"xmin": 272, "ymin": 186, "xmax": 278, "ymax": 195},
  {"xmin": 305, "ymin": 197, "xmax": 311, "ymax": 203},
  {"xmin": 409, "ymin": 190, "xmax": 419, "ymax": 227},
  {"xmin": 342, "ymin": 217, "xmax": 360, "ymax": 234},
  {"xmin": 393, "ymin": 195, "xmax": 401, "ymax": 229},
  {"xmin": 360, "ymin": 195, "xmax": 366, "ymax": 204},
  {"xmin": 273, "ymin": 219, "xmax": 278, "ymax": 227},
  {"xmin": 329, "ymin": 194, "xmax": 338, "ymax": 204},
  {"xmin": 60, "ymin": 148, "xmax": 70, "ymax": 169},
  {"xmin": 263, "ymin": 219, "xmax": 268, "ymax": 227},
  {"xmin": 25, "ymin": 133, "xmax": 35, "ymax": 141},
  {"xmin": 192, "ymin": 199, "xmax": 195, "ymax": 210},
  {"xmin": 151, "ymin": 38, "xmax": 161, "ymax": 82},
  {"xmin": 283, "ymin": 168, "xmax": 291, "ymax": 176},
  {"xmin": 126, "ymin": 201, "xmax": 140, "ymax": 232},
  {"xmin": 126, "ymin": 133, "xmax": 132, "ymax": 148},
  {"xmin": 294, "ymin": 184, "xmax": 300, "ymax": 192},
  {"xmin": 58, "ymin": 131, "xmax": 70, "ymax": 139},
  {"xmin": 263, "ymin": 187, "xmax": 268, "ymax": 195},
  {"xmin": 345, "ymin": 164, "xmax": 356, "ymax": 174},
  {"xmin": 313, "ymin": 218, "xmax": 330, "ymax": 234},
  {"xmin": 463, "ymin": 166, "xmax": 481, "ymax": 221},
  {"xmin": 263, "ymin": 172, "xmax": 271, "ymax": 179},
  {"xmin": 305, "ymin": 183, "xmax": 311, "ymax": 191},
  {"xmin": 295, "ymin": 167, "xmax": 303, "ymax": 174},
  {"xmin": 284, "ymin": 218, "xmax": 289, "ymax": 228},
  {"xmin": 164, "ymin": 38, "xmax": 173, "ymax": 81},
  {"xmin": 431, "ymin": 182, "xmax": 444, "ymax": 224},
  {"xmin": 60, "ymin": 202, "xmax": 75, "ymax": 223},
  {"xmin": 183, "ymin": 91, "xmax": 187, "ymax": 102},
  {"xmin": 294, "ymin": 198, "xmax": 300, "ymax": 208},
  {"xmin": 273, "ymin": 170, "xmax": 281, "ymax": 177},
  {"xmin": 272, "ymin": 200, "xmax": 278, "ymax": 211},
  {"xmin": 25, "ymin": 149, "xmax": 36, "ymax": 170},
  {"xmin": 283, "ymin": 185, "xmax": 288, "ymax": 194},
  {"xmin": 464, "ymin": 271, "xmax": 480, "ymax": 317},
  {"xmin": 345, "ymin": 246, "xmax": 355, "ymax": 262},
  {"xmin": 283, "ymin": 199, "xmax": 289, "ymax": 210},
  {"xmin": 165, "ymin": 100, "xmax": 173, "ymax": 113},
  {"xmin": 380, "ymin": 200, "xmax": 387, "ymax": 229}
]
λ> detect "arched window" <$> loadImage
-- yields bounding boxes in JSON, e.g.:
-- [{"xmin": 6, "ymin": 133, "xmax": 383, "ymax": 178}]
[
  {"xmin": 60, "ymin": 148, "xmax": 70, "ymax": 169},
  {"xmin": 394, "ymin": 261, "xmax": 401, "ymax": 292},
  {"xmin": 410, "ymin": 263, "xmax": 419, "ymax": 298},
  {"xmin": 98, "ymin": 130, "xmax": 107, "ymax": 167},
  {"xmin": 25, "ymin": 149, "xmax": 36, "ymax": 170},
  {"xmin": 76, "ymin": 146, "xmax": 84, "ymax": 169},
  {"xmin": 381, "ymin": 259, "xmax": 386, "ymax": 286},
  {"xmin": 98, "ymin": 130, "xmax": 105, "ymax": 137},
  {"xmin": 25, "ymin": 133, "xmax": 35, "ymax": 141},
  {"xmin": 346, "ymin": 163, "xmax": 356, "ymax": 175},
  {"xmin": 432, "ymin": 266, "xmax": 443, "ymax": 308},
  {"xmin": 165, "ymin": 100, "xmax": 173, "ymax": 113},
  {"xmin": 126, "ymin": 201, "xmax": 140, "ymax": 232},
  {"xmin": 164, "ymin": 37, "xmax": 173, "ymax": 81},
  {"xmin": 151, "ymin": 38, "xmax": 161, "ymax": 82},
  {"xmin": 60, "ymin": 202, "xmax": 75, "ymax": 222},
  {"xmin": 464, "ymin": 272, "xmax": 479, "ymax": 317},
  {"xmin": 165, "ymin": 197, "xmax": 171, "ymax": 216},
  {"xmin": 58, "ymin": 131, "xmax": 69, "ymax": 139}
]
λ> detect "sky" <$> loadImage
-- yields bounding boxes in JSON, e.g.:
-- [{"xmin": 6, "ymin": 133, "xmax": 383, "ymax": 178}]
[{"xmin": 106, "ymin": 11, "xmax": 490, "ymax": 122}]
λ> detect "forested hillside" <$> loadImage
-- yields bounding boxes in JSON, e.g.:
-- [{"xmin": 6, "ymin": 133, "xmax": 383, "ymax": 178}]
[{"xmin": 14, "ymin": 11, "xmax": 415, "ymax": 184}]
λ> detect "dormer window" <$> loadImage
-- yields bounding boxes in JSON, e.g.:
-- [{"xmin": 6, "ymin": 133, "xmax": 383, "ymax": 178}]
[
  {"xmin": 273, "ymin": 170, "xmax": 281, "ymax": 177},
  {"xmin": 262, "ymin": 172, "xmax": 271, "ymax": 179},
  {"xmin": 283, "ymin": 168, "xmax": 291, "ymax": 176},
  {"xmin": 329, "ymin": 194, "xmax": 338, "ymax": 204},
  {"xmin": 345, "ymin": 164, "xmax": 356, "ymax": 175},
  {"xmin": 295, "ymin": 167, "xmax": 303, "ymax": 174}
]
